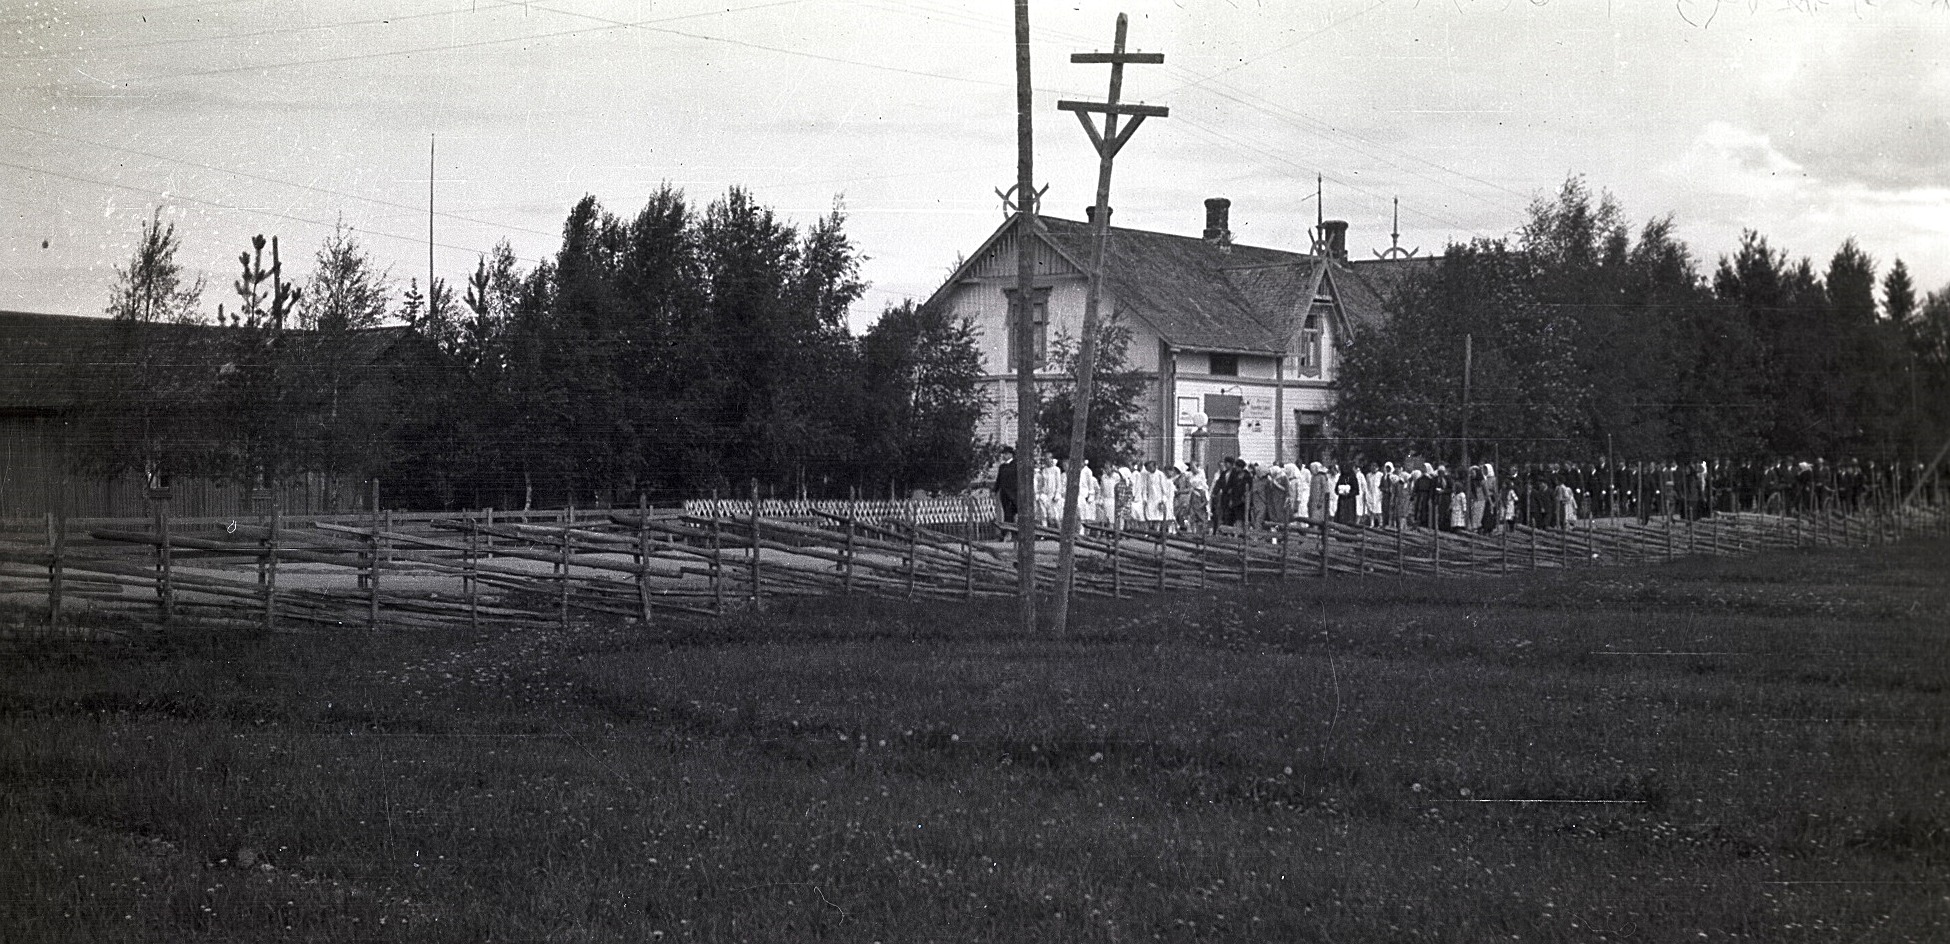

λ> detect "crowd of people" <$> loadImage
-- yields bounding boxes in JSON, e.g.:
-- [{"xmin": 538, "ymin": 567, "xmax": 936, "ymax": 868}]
[{"xmin": 992, "ymin": 447, "xmax": 1939, "ymax": 536}]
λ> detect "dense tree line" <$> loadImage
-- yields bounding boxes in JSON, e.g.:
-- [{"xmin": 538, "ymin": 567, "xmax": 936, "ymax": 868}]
[
  {"xmin": 1334, "ymin": 177, "xmax": 1950, "ymax": 467},
  {"xmin": 83, "ymin": 188, "xmax": 992, "ymax": 509}
]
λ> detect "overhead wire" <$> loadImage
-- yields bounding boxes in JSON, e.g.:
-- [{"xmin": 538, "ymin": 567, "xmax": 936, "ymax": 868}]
[
  {"xmin": 13, "ymin": 0, "xmax": 815, "ymax": 89},
  {"xmin": 0, "ymin": 0, "xmax": 243, "ymax": 28},
  {"xmin": 0, "ymin": 156, "xmax": 546, "ymax": 266},
  {"xmin": 867, "ymin": 0, "xmax": 1518, "ymax": 236},
  {"xmin": 0, "ymin": 0, "xmax": 530, "ymax": 61},
  {"xmin": 1, "ymin": 120, "xmax": 565, "ymax": 242}
]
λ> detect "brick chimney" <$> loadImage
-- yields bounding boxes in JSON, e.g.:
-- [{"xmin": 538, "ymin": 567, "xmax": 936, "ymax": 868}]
[
  {"xmin": 1202, "ymin": 197, "xmax": 1232, "ymax": 247},
  {"xmin": 1321, "ymin": 219, "xmax": 1349, "ymax": 262},
  {"xmin": 1085, "ymin": 205, "xmax": 1112, "ymax": 224}
]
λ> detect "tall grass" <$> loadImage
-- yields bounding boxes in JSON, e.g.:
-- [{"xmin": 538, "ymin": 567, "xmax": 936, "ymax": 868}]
[{"xmin": 3, "ymin": 539, "xmax": 1945, "ymax": 942}]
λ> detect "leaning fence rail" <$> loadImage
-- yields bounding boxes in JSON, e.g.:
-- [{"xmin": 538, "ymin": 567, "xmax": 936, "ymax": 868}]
[{"xmin": 1, "ymin": 488, "xmax": 1945, "ymax": 634}]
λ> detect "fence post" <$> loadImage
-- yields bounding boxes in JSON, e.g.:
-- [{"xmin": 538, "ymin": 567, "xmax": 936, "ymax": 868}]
[
  {"xmin": 46, "ymin": 511, "xmax": 63, "ymax": 632},
  {"xmin": 467, "ymin": 516, "xmax": 480, "ymax": 633},
  {"xmin": 558, "ymin": 519, "xmax": 572, "ymax": 630},
  {"xmin": 1665, "ymin": 515, "xmax": 1674, "ymax": 562},
  {"xmin": 1318, "ymin": 521, "xmax": 1330, "ymax": 580},
  {"xmin": 1155, "ymin": 527, "xmax": 1167, "ymax": 594},
  {"xmin": 963, "ymin": 520, "xmax": 975, "ymax": 603},
  {"xmin": 1397, "ymin": 522, "xmax": 1406, "ymax": 577},
  {"xmin": 637, "ymin": 496, "xmax": 653, "ymax": 631},
  {"xmin": 1357, "ymin": 525, "xmax": 1367, "ymax": 576},
  {"xmin": 906, "ymin": 499, "xmax": 918, "ymax": 601},
  {"xmin": 1197, "ymin": 529, "xmax": 1208, "ymax": 590},
  {"xmin": 557, "ymin": 504, "xmax": 572, "ymax": 579},
  {"xmin": 484, "ymin": 507, "xmax": 495, "ymax": 559},
  {"xmin": 1500, "ymin": 525, "xmax": 1509, "ymax": 576},
  {"xmin": 844, "ymin": 492, "xmax": 857, "ymax": 595},
  {"xmin": 1432, "ymin": 522, "xmax": 1441, "ymax": 578},
  {"xmin": 262, "ymin": 499, "xmax": 279, "ymax": 634},
  {"xmin": 1278, "ymin": 521, "xmax": 1292, "ymax": 579},
  {"xmin": 366, "ymin": 528, "xmax": 380, "ymax": 632},
  {"xmin": 749, "ymin": 480, "xmax": 762, "ymax": 609},
  {"xmin": 156, "ymin": 499, "xmax": 173, "ymax": 624},
  {"xmin": 1530, "ymin": 525, "xmax": 1538, "ymax": 570},
  {"xmin": 710, "ymin": 511, "xmax": 724, "ymax": 615},
  {"xmin": 1111, "ymin": 518, "xmax": 1123, "ymax": 599}
]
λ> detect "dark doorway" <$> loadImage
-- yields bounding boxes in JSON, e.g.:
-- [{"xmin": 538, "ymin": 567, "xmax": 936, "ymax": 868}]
[
  {"xmin": 1204, "ymin": 394, "xmax": 1241, "ymax": 469},
  {"xmin": 1294, "ymin": 409, "xmax": 1326, "ymax": 463}
]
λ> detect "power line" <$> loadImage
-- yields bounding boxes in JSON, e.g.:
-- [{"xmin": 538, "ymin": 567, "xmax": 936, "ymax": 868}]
[
  {"xmin": 1, "ymin": 1, "xmax": 527, "ymax": 61},
  {"xmin": 0, "ymin": 156, "xmax": 544, "ymax": 266},
  {"xmin": 0, "ymin": 120, "xmax": 564, "ymax": 241},
  {"xmin": 0, "ymin": 0, "xmax": 243, "ymax": 28},
  {"xmin": 23, "ymin": 0, "xmax": 812, "ymax": 88},
  {"xmin": 864, "ymin": 0, "xmax": 1517, "ymax": 235},
  {"xmin": 1158, "ymin": 0, "xmax": 1397, "ymax": 99}
]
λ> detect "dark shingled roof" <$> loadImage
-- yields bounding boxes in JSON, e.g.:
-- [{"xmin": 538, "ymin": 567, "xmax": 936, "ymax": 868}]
[
  {"xmin": 0, "ymin": 310, "xmax": 420, "ymax": 416},
  {"xmin": 1339, "ymin": 256, "xmax": 1438, "ymax": 333},
  {"xmin": 1220, "ymin": 262, "xmax": 1327, "ymax": 346},
  {"xmin": 1031, "ymin": 217, "xmax": 1416, "ymax": 354}
]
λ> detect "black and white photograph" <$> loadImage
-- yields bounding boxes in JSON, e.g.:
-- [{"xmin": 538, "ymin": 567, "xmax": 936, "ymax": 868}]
[{"xmin": 3, "ymin": 1, "xmax": 1948, "ymax": 940}]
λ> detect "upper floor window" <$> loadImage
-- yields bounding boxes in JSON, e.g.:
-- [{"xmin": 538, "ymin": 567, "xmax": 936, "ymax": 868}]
[
  {"xmin": 1208, "ymin": 353, "xmax": 1239, "ymax": 376},
  {"xmin": 1003, "ymin": 287, "xmax": 1051, "ymax": 369},
  {"xmin": 1298, "ymin": 311, "xmax": 1323, "ymax": 368}
]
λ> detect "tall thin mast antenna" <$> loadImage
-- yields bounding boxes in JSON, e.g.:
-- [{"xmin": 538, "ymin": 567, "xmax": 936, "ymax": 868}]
[{"xmin": 428, "ymin": 134, "xmax": 436, "ymax": 305}]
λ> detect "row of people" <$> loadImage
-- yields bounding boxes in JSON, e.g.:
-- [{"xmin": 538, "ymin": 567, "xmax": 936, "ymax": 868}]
[{"xmin": 995, "ymin": 449, "xmax": 1944, "ymax": 534}]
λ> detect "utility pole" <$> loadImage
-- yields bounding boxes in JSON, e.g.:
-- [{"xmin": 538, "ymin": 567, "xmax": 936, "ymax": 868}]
[
  {"xmin": 1011, "ymin": 0, "xmax": 1040, "ymax": 634},
  {"xmin": 1461, "ymin": 332, "xmax": 1473, "ymax": 469},
  {"xmin": 1050, "ymin": 12, "xmax": 1167, "ymax": 639}
]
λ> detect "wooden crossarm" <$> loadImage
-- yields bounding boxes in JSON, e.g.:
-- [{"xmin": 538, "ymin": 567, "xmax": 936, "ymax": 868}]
[
  {"xmin": 1070, "ymin": 52, "xmax": 1164, "ymax": 64},
  {"xmin": 1056, "ymin": 100, "xmax": 1170, "ymax": 118}
]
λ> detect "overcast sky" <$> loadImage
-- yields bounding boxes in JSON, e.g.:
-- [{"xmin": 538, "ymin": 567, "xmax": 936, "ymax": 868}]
[{"xmin": 4, "ymin": 0, "xmax": 1947, "ymax": 331}]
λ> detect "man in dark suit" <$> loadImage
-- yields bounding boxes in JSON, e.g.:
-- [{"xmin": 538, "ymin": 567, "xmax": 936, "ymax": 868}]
[{"xmin": 994, "ymin": 446, "xmax": 1020, "ymax": 524}]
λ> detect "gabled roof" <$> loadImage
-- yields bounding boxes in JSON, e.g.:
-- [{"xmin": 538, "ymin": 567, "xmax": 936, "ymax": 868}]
[
  {"xmin": 1338, "ymin": 256, "xmax": 1438, "ymax": 335},
  {"xmin": 0, "ymin": 310, "xmax": 424, "ymax": 415},
  {"xmin": 928, "ymin": 215, "xmax": 1418, "ymax": 355},
  {"xmin": 1037, "ymin": 216, "xmax": 1301, "ymax": 354},
  {"xmin": 1220, "ymin": 260, "xmax": 1328, "ymax": 347}
]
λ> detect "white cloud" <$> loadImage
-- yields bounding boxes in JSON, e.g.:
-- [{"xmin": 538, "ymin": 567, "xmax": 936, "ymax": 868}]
[{"xmin": 1664, "ymin": 121, "xmax": 1811, "ymax": 202}]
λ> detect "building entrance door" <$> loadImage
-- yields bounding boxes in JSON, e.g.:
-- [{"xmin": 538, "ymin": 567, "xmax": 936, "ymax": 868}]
[
  {"xmin": 1294, "ymin": 409, "xmax": 1325, "ymax": 464},
  {"xmin": 1204, "ymin": 394, "xmax": 1241, "ymax": 469}
]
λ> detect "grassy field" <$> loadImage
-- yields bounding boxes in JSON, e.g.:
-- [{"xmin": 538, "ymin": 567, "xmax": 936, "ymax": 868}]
[{"xmin": 2, "ymin": 537, "xmax": 1946, "ymax": 943}]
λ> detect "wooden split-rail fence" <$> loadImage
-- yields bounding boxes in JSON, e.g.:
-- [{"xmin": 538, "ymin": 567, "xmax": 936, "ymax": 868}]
[{"xmin": 1, "ymin": 492, "xmax": 1945, "ymax": 635}]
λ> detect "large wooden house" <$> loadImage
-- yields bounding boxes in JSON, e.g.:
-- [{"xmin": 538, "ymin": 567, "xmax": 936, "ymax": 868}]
[{"xmin": 922, "ymin": 198, "xmax": 1426, "ymax": 470}]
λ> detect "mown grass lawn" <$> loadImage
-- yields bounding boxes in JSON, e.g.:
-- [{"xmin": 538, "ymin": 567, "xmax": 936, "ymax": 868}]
[{"xmin": 2, "ymin": 538, "xmax": 1946, "ymax": 942}]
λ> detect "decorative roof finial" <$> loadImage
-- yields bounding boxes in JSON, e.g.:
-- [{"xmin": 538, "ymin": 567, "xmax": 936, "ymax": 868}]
[
  {"xmin": 995, "ymin": 182, "xmax": 1048, "ymax": 219},
  {"xmin": 1373, "ymin": 196, "xmax": 1421, "ymax": 260},
  {"xmin": 1307, "ymin": 173, "xmax": 1329, "ymax": 256}
]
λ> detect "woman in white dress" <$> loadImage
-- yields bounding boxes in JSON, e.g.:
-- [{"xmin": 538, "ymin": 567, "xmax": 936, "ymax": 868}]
[
  {"xmin": 1035, "ymin": 456, "xmax": 1064, "ymax": 523},
  {"xmin": 1077, "ymin": 459, "xmax": 1100, "ymax": 522},
  {"xmin": 1147, "ymin": 462, "xmax": 1177, "ymax": 531},
  {"xmin": 1359, "ymin": 462, "xmax": 1382, "ymax": 527},
  {"xmin": 1286, "ymin": 462, "xmax": 1310, "ymax": 527}
]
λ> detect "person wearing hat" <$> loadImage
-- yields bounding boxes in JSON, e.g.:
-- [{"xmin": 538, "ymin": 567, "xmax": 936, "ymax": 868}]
[{"xmin": 993, "ymin": 446, "xmax": 1020, "ymax": 524}]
